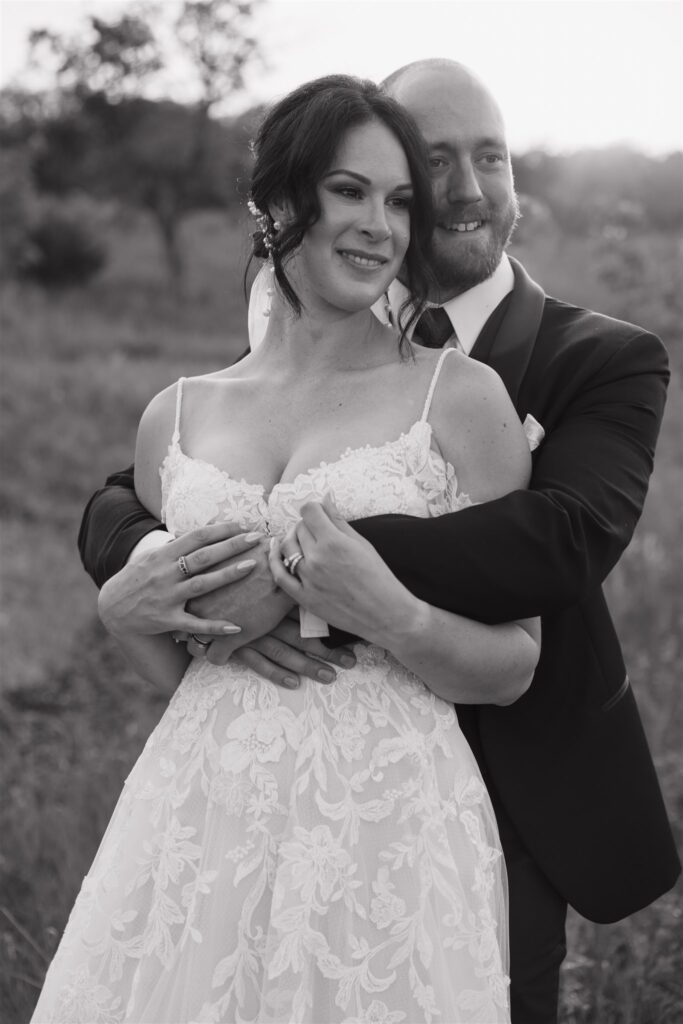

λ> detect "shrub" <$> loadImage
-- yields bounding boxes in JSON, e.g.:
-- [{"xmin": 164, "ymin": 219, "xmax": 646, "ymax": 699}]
[
  {"xmin": 21, "ymin": 204, "xmax": 107, "ymax": 286},
  {"xmin": 0, "ymin": 148, "xmax": 37, "ymax": 278}
]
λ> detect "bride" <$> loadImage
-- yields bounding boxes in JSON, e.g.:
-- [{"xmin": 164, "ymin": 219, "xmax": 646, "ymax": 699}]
[{"xmin": 32, "ymin": 75, "xmax": 539, "ymax": 1024}]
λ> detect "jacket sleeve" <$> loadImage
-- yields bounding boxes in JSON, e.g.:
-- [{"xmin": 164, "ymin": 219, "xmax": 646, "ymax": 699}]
[
  {"xmin": 345, "ymin": 330, "xmax": 669, "ymax": 626},
  {"xmin": 77, "ymin": 465, "xmax": 166, "ymax": 587}
]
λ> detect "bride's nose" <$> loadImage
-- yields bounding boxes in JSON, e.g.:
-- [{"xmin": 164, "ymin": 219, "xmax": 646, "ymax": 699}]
[{"xmin": 358, "ymin": 199, "xmax": 392, "ymax": 241}]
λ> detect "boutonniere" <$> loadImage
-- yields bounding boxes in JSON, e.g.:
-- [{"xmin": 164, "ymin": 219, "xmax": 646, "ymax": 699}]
[{"xmin": 522, "ymin": 413, "xmax": 545, "ymax": 452}]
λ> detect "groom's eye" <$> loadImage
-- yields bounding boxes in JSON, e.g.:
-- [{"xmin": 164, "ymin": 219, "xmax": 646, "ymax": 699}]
[{"xmin": 479, "ymin": 153, "xmax": 506, "ymax": 166}]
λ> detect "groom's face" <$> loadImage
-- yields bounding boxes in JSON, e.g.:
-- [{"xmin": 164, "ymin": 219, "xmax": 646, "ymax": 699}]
[{"xmin": 391, "ymin": 68, "xmax": 519, "ymax": 300}]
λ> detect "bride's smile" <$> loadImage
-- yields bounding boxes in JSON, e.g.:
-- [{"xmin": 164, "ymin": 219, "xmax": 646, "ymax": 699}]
[{"xmin": 283, "ymin": 118, "xmax": 413, "ymax": 317}]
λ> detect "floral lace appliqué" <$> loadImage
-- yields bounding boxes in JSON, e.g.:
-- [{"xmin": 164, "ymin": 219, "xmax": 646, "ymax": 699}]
[{"xmin": 32, "ymin": 417, "xmax": 509, "ymax": 1024}]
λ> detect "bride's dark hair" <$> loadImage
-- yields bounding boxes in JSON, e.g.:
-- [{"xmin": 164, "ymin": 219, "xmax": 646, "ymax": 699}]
[{"xmin": 247, "ymin": 74, "xmax": 435, "ymax": 338}]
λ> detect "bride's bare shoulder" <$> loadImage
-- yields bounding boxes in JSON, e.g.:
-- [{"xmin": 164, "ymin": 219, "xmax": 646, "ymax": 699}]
[
  {"xmin": 137, "ymin": 379, "xmax": 180, "ymax": 439},
  {"xmin": 140, "ymin": 360, "xmax": 249, "ymax": 421},
  {"xmin": 428, "ymin": 349, "xmax": 531, "ymax": 498},
  {"xmin": 429, "ymin": 348, "xmax": 512, "ymax": 422},
  {"xmin": 188, "ymin": 361, "xmax": 252, "ymax": 384}
]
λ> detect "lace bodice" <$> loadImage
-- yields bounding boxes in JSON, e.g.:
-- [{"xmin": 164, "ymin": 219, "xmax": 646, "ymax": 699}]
[{"xmin": 160, "ymin": 349, "xmax": 474, "ymax": 537}]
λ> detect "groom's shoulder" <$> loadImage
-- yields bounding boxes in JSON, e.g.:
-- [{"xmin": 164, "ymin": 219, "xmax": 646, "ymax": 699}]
[
  {"xmin": 533, "ymin": 293, "xmax": 667, "ymax": 372},
  {"xmin": 509, "ymin": 256, "xmax": 663, "ymax": 356},
  {"xmin": 539, "ymin": 292, "xmax": 658, "ymax": 344}
]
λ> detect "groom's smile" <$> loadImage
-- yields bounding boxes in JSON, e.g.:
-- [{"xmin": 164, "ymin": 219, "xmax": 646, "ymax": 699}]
[
  {"xmin": 439, "ymin": 218, "xmax": 485, "ymax": 233},
  {"xmin": 388, "ymin": 64, "xmax": 519, "ymax": 300},
  {"xmin": 444, "ymin": 221, "xmax": 483, "ymax": 232}
]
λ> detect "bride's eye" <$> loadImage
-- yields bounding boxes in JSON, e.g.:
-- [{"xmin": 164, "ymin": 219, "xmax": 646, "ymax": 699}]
[
  {"xmin": 387, "ymin": 194, "xmax": 412, "ymax": 210},
  {"xmin": 334, "ymin": 185, "xmax": 363, "ymax": 200}
]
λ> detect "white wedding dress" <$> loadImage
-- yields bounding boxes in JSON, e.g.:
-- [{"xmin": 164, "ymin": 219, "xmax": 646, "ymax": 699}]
[{"xmin": 33, "ymin": 350, "xmax": 510, "ymax": 1024}]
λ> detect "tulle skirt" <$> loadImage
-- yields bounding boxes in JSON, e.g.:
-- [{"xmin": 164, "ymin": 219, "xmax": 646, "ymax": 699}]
[{"xmin": 32, "ymin": 646, "xmax": 509, "ymax": 1023}]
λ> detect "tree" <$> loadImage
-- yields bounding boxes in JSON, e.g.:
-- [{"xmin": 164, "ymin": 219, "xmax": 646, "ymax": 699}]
[
  {"xmin": 176, "ymin": 1, "xmax": 261, "ymax": 112},
  {"xmin": 157, "ymin": 1, "xmax": 263, "ymax": 281},
  {"xmin": 30, "ymin": 93, "xmax": 249, "ymax": 284},
  {"xmin": 28, "ymin": 14, "xmax": 163, "ymax": 101},
  {"xmin": 17, "ymin": 2, "xmax": 263, "ymax": 286}
]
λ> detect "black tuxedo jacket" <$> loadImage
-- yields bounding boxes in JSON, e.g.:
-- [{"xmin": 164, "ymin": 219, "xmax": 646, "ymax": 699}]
[{"xmin": 78, "ymin": 258, "xmax": 680, "ymax": 923}]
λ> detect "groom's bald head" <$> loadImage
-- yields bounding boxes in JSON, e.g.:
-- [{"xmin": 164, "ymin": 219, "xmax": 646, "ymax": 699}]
[
  {"xmin": 384, "ymin": 58, "xmax": 480, "ymax": 96},
  {"xmin": 381, "ymin": 58, "xmax": 518, "ymax": 299},
  {"xmin": 382, "ymin": 59, "xmax": 507, "ymax": 148}
]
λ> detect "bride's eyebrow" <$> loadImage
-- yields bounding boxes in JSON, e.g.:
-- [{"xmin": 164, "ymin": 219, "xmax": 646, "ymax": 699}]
[{"xmin": 323, "ymin": 169, "xmax": 413, "ymax": 190}]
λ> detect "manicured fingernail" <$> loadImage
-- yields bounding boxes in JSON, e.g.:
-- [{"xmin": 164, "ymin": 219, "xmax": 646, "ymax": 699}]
[
  {"xmin": 222, "ymin": 624, "xmax": 241, "ymax": 634},
  {"xmin": 244, "ymin": 532, "xmax": 261, "ymax": 542},
  {"xmin": 317, "ymin": 669, "xmax": 335, "ymax": 683},
  {"xmin": 283, "ymin": 675, "xmax": 300, "ymax": 688},
  {"xmin": 237, "ymin": 559, "xmax": 256, "ymax": 570},
  {"xmin": 340, "ymin": 654, "xmax": 356, "ymax": 668}
]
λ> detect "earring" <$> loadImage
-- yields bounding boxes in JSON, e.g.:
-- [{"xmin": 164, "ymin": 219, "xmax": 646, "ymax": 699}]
[{"xmin": 263, "ymin": 264, "xmax": 276, "ymax": 318}]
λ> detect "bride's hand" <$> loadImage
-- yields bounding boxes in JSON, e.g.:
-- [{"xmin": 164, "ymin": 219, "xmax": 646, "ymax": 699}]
[
  {"xmin": 98, "ymin": 523, "xmax": 262, "ymax": 639},
  {"xmin": 269, "ymin": 497, "xmax": 420, "ymax": 647}
]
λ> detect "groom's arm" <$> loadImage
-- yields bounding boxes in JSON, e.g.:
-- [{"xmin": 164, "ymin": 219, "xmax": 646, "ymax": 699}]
[
  {"xmin": 80, "ymin": 329, "xmax": 666, "ymax": 642},
  {"xmin": 347, "ymin": 329, "xmax": 668, "ymax": 627},
  {"xmin": 78, "ymin": 465, "xmax": 167, "ymax": 587}
]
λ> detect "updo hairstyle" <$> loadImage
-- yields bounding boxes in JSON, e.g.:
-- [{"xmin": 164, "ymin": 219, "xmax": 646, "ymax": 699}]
[{"xmin": 248, "ymin": 74, "xmax": 435, "ymax": 334}]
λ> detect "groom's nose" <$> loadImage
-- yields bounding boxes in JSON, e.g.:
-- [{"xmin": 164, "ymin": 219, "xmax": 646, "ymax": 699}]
[{"xmin": 443, "ymin": 157, "xmax": 484, "ymax": 206}]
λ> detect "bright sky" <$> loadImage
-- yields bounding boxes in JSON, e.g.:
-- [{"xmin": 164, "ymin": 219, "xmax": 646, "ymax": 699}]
[{"xmin": 1, "ymin": 0, "xmax": 681, "ymax": 153}]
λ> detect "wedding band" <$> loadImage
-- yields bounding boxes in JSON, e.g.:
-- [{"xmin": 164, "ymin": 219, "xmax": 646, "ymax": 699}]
[
  {"xmin": 178, "ymin": 555, "xmax": 191, "ymax": 578},
  {"xmin": 282, "ymin": 553, "xmax": 298, "ymax": 569},
  {"xmin": 286, "ymin": 553, "xmax": 304, "ymax": 579},
  {"xmin": 190, "ymin": 634, "xmax": 212, "ymax": 649}
]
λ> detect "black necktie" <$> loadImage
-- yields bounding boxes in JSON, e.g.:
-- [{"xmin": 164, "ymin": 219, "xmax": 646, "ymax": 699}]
[{"xmin": 412, "ymin": 306, "xmax": 454, "ymax": 348}]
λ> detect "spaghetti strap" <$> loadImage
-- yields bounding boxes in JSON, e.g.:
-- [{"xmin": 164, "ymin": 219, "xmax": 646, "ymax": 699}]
[
  {"xmin": 171, "ymin": 377, "xmax": 186, "ymax": 445},
  {"xmin": 419, "ymin": 348, "xmax": 457, "ymax": 423}
]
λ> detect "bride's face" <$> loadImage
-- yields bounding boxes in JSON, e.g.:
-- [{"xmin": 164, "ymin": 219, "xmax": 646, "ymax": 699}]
[{"xmin": 288, "ymin": 119, "xmax": 413, "ymax": 314}]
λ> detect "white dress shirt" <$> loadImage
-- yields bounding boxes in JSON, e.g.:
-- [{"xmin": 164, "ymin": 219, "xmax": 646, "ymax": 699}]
[{"xmin": 373, "ymin": 254, "xmax": 514, "ymax": 355}]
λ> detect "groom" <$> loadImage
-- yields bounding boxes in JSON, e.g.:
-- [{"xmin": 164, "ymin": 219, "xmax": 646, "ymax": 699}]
[{"xmin": 79, "ymin": 60, "xmax": 680, "ymax": 1023}]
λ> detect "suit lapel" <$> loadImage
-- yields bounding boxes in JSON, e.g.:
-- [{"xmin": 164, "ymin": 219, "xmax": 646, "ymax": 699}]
[{"xmin": 469, "ymin": 257, "xmax": 546, "ymax": 409}]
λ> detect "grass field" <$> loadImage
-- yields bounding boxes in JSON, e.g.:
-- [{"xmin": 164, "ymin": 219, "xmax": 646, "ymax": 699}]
[{"xmin": 1, "ymin": 211, "xmax": 682, "ymax": 1023}]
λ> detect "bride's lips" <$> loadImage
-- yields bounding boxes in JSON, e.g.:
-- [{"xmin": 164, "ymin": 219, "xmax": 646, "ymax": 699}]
[{"xmin": 338, "ymin": 249, "xmax": 390, "ymax": 270}]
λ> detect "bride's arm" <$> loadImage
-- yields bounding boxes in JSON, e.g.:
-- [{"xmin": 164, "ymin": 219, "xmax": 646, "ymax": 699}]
[
  {"xmin": 95, "ymin": 385, "xmax": 192, "ymax": 691},
  {"xmin": 270, "ymin": 357, "xmax": 541, "ymax": 706},
  {"xmin": 398, "ymin": 355, "xmax": 540, "ymax": 703}
]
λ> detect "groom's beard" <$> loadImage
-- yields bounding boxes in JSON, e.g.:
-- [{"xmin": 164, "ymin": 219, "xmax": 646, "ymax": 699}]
[{"xmin": 429, "ymin": 191, "xmax": 520, "ymax": 299}]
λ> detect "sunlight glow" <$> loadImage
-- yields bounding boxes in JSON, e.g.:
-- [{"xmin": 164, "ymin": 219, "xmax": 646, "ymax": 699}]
[{"xmin": 1, "ymin": 0, "xmax": 681, "ymax": 152}]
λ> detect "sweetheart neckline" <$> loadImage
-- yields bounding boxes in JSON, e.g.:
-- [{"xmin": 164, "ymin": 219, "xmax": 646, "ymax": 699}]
[{"xmin": 161, "ymin": 418, "xmax": 457, "ymax": 503}]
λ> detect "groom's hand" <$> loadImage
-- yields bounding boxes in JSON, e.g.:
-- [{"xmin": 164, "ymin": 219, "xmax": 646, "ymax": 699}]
[
  {"xmin": 187, "ymin": 536, "xmax": 295, "ymax": 660},
  {"xmin": 196, "ymin": 608, "xmax": 357, "ymax": 686},
  {"xmin": 187, "ymin": 535, "xmax": 282, "ymax": 626},
  {"xmin": 232, "ymin": 610, "xmax": 357, "ymax": 687},
  {"xmin": 183, "ymin": 532, "xmax": 357, "ymax": 682},
  {"xmin": 186, "ymin": 537, "xmax": 296, "ymax": 660}
]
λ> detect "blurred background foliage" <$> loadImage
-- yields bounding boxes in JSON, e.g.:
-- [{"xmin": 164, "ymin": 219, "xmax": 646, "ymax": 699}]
[{"xmin": 0, "ymin": 2, "xmax": 681, "ymax": 1022}]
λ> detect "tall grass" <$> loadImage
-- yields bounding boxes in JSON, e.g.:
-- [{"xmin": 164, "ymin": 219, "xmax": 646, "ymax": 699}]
[{"xmin": 1, "ymin": 213, "xmax": 681, "ymax": 1023}]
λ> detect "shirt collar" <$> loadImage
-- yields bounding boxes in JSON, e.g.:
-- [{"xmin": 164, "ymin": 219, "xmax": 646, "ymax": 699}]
[{"xmin": 374, "ymin": 254, "xmax": 514, "ymax": 355}]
